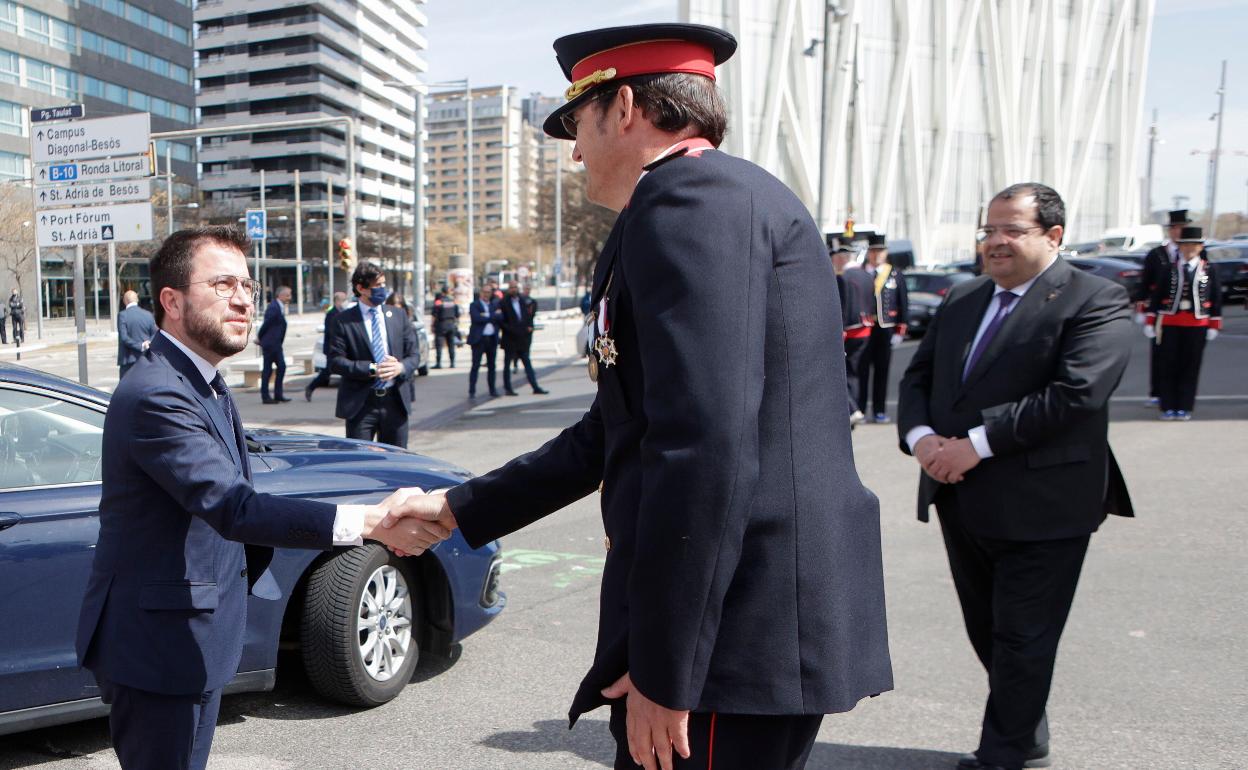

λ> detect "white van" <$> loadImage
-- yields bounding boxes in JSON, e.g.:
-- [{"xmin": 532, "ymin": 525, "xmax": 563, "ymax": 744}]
[{"xmin": 1099, "ymin": 224, "xmax": 1164, "ymax": 253}]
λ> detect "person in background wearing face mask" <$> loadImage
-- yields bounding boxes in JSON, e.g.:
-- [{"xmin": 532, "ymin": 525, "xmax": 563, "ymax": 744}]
[
  {"xmin": 499, "ymin": 280, "xmax": 549, "ymax": 396},
  {"xmin": 326, "ymin": 261, "xmax": 420, "ymax": 448}
]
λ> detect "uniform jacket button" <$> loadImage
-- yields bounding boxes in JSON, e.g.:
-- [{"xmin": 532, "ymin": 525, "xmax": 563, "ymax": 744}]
[
  {"xmin": 604, "ymin": 536, "xmax": 611, "ymax": 552},
  {"xmin": 240, "ymin": 568, "xmax": 248, "ymax": 578}
]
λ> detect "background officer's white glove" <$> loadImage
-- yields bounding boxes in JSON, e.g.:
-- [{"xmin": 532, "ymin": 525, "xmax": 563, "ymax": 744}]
[
  {"xmin": 1206, "ymin": 328, "xmax": 1219, "ymax": 342},
  {"xmin": 1143, "ymin": 325, "xmax": 1156, "ymax": 339},
  {"xmin": 891, "ymin": 334, "xmax": 903, "ymax": 348},
  {"xmin": 1133, "ymin": 312, "xmax": 1146, "ymax": 325}
]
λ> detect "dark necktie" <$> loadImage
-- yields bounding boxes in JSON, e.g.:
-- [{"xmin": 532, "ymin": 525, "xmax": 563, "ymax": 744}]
[
  {"xmin": 210, "ymin": 372, "xmax": 239, "ymax": 450},
  {"xmin": 963, "ymin": 292, "xmax": 1018, "ymax": 381}
]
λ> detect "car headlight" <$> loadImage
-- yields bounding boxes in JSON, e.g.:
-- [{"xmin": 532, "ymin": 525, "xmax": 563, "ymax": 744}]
[{"xmin": 480, "ymin": 554, "xmax": 503, "ymax": 608}]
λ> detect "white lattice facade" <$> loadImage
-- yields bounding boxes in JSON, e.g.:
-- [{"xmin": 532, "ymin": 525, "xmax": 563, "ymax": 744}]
[{"xmin": 682, "ymin": 0, "xmax": 1155, "ymax": 263}]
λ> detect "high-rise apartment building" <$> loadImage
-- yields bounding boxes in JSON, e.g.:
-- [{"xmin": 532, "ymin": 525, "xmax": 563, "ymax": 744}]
[
  {"xmin": 425, "ymin": 84, "xmax": 533, "ymax": 231},
  {"xmin": 0, "ymin": 0, "xmax": 196, "ymax": 317},
  {"xmin": 194, "ymin": 0, "xmax": 426, "ymax": 234}
]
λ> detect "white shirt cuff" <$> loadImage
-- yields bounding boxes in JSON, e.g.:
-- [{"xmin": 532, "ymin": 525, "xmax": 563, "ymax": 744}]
[
  {"xmin": 905, "ymin": 425, "xmax": 936, "ymax": 454},
  {"xmin": 332, "ymin": 505, "xmax": 368, "ymax": 545},
  {"xmin": 968, "ymin": 425, "xmax": 994, "ymax": 459}
]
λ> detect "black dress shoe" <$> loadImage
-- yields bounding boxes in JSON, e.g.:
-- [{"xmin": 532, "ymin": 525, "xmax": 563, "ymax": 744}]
[
  {"xmin": 504, "ymin": 389, "xmax": 519, "ymax": 396},
  {"xmin": 489, "ymin": 390, "xmax": 500, "ymax": 397},
  {"xmin": 533, "ymin": 387, "xmax": 549, "ymax": 395},
  {"xmin": 304, "ymin": 385, "xmax": 314, "ymax": 401},
  {"xmin": 276, "ymin": 396, "xmax": 291, "ymax": 403},
  {"xmin": 262, "ymin": 397, "xmax": 277, "ymax": 404},
  {"xmin": 958, "ymin": 750, "xmax": 1050, "ymax": 769}
]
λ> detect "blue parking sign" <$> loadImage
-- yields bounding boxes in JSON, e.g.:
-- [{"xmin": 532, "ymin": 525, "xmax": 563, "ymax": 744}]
[{"xmin": 245, "ymin": 209, "xmax": 267, "ymax": 241}]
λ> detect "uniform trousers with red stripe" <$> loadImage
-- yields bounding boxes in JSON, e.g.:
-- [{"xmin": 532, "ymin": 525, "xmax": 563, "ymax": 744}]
[
  {"xmin": 609, "ymin": 704, "xmax": 823, "ymax": 770},
  {"xmin": 1156, "ymin": 325, "xmax": 1208, "ymax": 413}
]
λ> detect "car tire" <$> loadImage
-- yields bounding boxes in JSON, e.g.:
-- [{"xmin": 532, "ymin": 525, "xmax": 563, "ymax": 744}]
[{"xmin": 300, "ymin": 545, "xmax": 422, "ymax": 707}]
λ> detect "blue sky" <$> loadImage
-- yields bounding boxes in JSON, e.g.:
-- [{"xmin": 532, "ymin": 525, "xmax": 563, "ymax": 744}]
[{"xmin": 425, "ymin": 0, "xmax": 1244, "ymax": 217}]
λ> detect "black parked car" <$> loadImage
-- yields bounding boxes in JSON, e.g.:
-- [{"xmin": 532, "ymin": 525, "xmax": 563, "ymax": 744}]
[
  {"xmin": 1206, "ymin": 242, "xmax": 1248, "ymax": 302},
  {"xmin": 1063, "ymin": 256, "xmax": 1142, "ymax": 297},
  {"xmin": 903, "ymin": 271, "xmax": 975, "ymax": 337}
]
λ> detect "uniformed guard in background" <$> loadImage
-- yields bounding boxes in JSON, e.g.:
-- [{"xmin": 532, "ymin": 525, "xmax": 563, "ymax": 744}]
[
  {"xmin": 833, "ymin": 237, "xmax": 874, "ymax": 425},
  {"xmin": 1135, "ymin": 209, "xmax": 1191, "ymax": 405},
  {"xmin": 857, "ymin": 232, "xmax": 908, "ymax": 423},
  {"xmin": 1145, "ymin": 225, "xmax": 1221, "ymax": 421},
  {"xmin": 384, "ymin": 23, "xmax": 892, "ymax": 770}
]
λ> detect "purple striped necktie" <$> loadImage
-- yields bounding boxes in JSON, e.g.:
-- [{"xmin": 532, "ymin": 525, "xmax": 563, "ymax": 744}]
[{"xmin": 963, "ymin": 291, "xmax": 1017, "ymax": 381}]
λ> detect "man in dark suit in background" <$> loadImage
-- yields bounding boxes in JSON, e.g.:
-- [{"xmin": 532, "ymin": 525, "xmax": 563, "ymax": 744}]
[
  {"xmin": 304, "ymin": 291, "xmax": 347, "ymax": 401},
  {"xmin": 257, "ymin": 285, "xmax": 290, "ymax": 404},
  {"xmin": 327, "ymin": 262, "xmax": 420, "ymax": 448},
  {"xmin": 116, "ymin": 290, "xmax": 156, "ymax": 379},
  {"xmin": 8, "ymin": 287, "xmax": 24, "ymax": 344},
  {"xmin": 466, "ymin": 285, "xmax": 501, "ymax": 398},
  {"xmin": 898, "ymin": 183, "xmax": 1134, "ymax": 770},
  {"xmin": 385, "ymin": 24, "xmax": 892, "ymax": 770},
  {"xmin": 499, "ymin": 280, "xmax": 549, "ymax": 396},
  {"xmin": 76, "ymin": 227, "xmax": 447, "ymax": 770}
]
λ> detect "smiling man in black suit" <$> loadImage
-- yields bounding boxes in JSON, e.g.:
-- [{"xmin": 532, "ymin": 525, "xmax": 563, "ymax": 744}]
[{"xmin": 898, "ymin": 183, "xmax": 1134, "ymax": 770}]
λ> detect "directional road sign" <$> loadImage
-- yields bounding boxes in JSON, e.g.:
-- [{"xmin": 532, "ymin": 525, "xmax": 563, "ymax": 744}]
[
  {"xmin": 35, "ymin": 178, "xmax": 152, "ymax": 210},
  {"xmin": 34, "ymin": 153, "xmax": 152, "ymax": 186},
  {"xmin": 246, "ymin": 209, "xmax": 267, "ymax": 241},
  {"xmin": 36, "ymin": 201, "xmax": 153, "ymax": 247},
  {"xmin": 31, "ymin": 112, "xmax": 150, "ymax": 164},
  {"xmin": 31, "ymin": 104, "xmax": 84, "ymax": 123}
]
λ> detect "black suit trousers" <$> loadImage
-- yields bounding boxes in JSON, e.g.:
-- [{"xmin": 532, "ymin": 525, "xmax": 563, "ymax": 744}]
[
  {"xmin": 435, "ymin": 330, "xmax": 457, "ymax": 366},
  {"xmin": 610, "ymin": 704, "xmax": 822, "ymax": 770},
  {"xmin": 843, "ymin": 336, "xmax": 869, "ymax": 413},
  {"xmin": 502, "ymin": 344, "xmax": 539, "ymax": 392},
  {"xmin": 260, "ymin": 348, "xmax": 285, "ymax": 399},
  {"xmin": 10, "ymin": 313, "xmax": 22, "ymax": 343},
  {"xmin": 936, "ymin": 492, "xmax": 1089, "ymax": 768},
  {"xmin": 859, "ymin": 324, "xmax": 894, "ymax": 415},
  {"xmin": 1156, "ymin": 326, "xmax": 1206, "ymax": 413},
  {"xmin": 345, "ymin": 388, "xmax": 409, "ymax": 448},
  {"xmin": 99, "ymin": 679, "xmax": 222, "ymax": 770},
  {"xmin": 0, "ymin": 315, "xmax": 6, "ymax": 344},
  {"xmin": 469, "ymin": 336, "xmax": 498, "ymax": 395}
]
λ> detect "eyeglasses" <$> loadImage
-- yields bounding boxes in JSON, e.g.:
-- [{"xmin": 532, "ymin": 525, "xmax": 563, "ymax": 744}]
[
  {"xmin": 560, "ymin": 111, "xmax": 582, "ymax": 139},
  {"xmin": 975, "ymin": 225, "xmax": 1048, "ymax": 243},
  {"xmin": 176, "ymin": 275, "xmax": 260, "ymax": 299}
]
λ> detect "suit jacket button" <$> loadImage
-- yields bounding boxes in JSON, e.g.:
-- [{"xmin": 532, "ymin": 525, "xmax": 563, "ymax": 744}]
[{"xmin": 240, "ymin": 568, "xmax": 248, "ymax": 578}]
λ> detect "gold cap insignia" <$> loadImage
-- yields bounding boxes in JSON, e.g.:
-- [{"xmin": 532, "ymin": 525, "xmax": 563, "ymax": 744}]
[{"xmin": 565, "ymin": 67, "xmax": 618, "ymax": 102}]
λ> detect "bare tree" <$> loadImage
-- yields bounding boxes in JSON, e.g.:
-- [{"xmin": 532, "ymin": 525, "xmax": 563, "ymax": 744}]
[
  {"xmin": 534, "ymin": 170, "xmax": 616, "ymax": 291},
  {"xmin": 0, "ymin": 185, "xmax": 36, "ymax": 294}
]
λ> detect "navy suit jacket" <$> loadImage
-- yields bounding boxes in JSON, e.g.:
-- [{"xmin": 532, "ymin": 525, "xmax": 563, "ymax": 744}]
[
  {"xmin": 447, "ymin": 148, "xmax": 892, "ymax": 722},
  {"xmin": 466, "ymin": 298, "xmax": 501, "ymax": 345},
  {"xmin": 257, "ymin": 300, "xmax": 287, "ymax": 353},
  {"xmin": 116, "ymin": 305, "xmax": 156, "ymax": 366},
  {"xmin": 327, "ymin": 303, "xmax": 419, "ymax": 421},
  {"xmin": 77, "ymin": 333, "xmax": 337, "ymax": 695}
]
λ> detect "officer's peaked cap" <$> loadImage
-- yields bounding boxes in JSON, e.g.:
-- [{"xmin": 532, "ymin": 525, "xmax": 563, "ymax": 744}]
[{"xmin": 543, "ymin": 23, "xmax": 737, "ymax": 141}]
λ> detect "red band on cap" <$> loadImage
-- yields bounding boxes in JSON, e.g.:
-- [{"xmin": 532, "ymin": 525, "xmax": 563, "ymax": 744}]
[{"xmin": 570, "ymin": 39, "xmax": 717, "ymax": 85}]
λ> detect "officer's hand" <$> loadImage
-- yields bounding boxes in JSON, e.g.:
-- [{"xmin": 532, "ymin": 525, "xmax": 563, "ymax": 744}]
[
  {"xmin": 602, "ymin": 673, "xmax": 690, "ymax": 770},
  {"xmin": 1143, "ymin": 325, "xmax": 1156, "ymax": 339},
  {"xmin": 1207, "ymin": 328, "xmax": 1219, "ymax": 342},
  {"xmin": 891, "ymin": 334, "xmax": 904, "ymax": 348},
  {"xmin": 363, "ymin": 488, "xmax": 452, "ymax": 555}
]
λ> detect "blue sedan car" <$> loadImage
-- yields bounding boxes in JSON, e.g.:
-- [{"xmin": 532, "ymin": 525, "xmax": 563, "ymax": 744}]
[{"xmin": 0, "ymin": 363, "xmax": 503, "ymax": 736}]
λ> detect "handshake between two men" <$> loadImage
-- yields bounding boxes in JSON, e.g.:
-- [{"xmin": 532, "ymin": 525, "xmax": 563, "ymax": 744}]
[
  {"xmin": 912, "ymin": 434, "xmax": 981, "ymax": 485},
  {"xmin": 360, "ymin": 487, "xmax": 458, "ymax": 556}
]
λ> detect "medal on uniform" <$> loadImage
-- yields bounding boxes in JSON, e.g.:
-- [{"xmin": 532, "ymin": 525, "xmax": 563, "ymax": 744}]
[
  {"xmin": 586, "ymin": 311, "xmax": 600, "ymax": 382},
  {"xmin": 588, "ymin": 274, "xmax": 618, "ymax": 381}
]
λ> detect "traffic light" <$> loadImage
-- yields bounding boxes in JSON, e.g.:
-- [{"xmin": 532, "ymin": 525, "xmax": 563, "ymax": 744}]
[{"xmin": 337, "ymin": 238, "xmax": 355, "ymax": 270}]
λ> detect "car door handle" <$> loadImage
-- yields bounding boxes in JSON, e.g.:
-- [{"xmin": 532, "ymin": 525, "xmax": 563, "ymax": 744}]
[{"xmin": 0, "ymin": 512, "xmax": 21, "ymax": 531}]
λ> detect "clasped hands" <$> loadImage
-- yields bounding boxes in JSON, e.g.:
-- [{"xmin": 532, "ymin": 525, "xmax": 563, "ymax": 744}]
[
  {"xmin": 913, "ymin": 434, "xmax": 980, "ymax": 485},
  {"xmin": 361, "ymin": 488, "xmax": 459, "ymax": 556},
  {"xmin": 374, "ymin": 355, "xmax": 405, "ymax": 381}
]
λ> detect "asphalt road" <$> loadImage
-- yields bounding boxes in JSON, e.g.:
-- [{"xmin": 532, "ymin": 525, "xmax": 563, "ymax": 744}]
[{"xmin": 1, "ymin": 307, "xmax": 1245, "ymax": 769}]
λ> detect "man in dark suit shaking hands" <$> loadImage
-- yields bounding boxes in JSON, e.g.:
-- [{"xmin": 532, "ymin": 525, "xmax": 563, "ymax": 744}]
[
  {"xmin": 76, "ymin": 227, "xmax": 450, "ymax": 770},
  {"xmin": 327, "ymin": 261, "xmax": 420, "ymax": 448},
  {"xmin": 898, "ymin": 184, "xmax": 1134, "ymax": 770},
  {"xmin": 257, "ymin": 285, "xmax": 291, "ymax": 403}
]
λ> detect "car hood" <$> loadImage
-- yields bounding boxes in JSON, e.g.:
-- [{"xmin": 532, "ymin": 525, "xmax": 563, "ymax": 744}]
[{"xmin": 245, "ymin": 428, "xmax": 474, "ymax": 498}]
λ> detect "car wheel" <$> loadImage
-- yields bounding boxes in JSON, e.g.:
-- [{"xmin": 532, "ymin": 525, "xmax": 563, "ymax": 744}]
[{"xmin": 300, "ymin": 545, "xmax": 421, "ymax": 707}]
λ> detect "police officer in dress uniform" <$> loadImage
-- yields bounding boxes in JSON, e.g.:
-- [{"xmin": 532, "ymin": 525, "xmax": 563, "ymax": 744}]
[
  {"xmin": 1144, "ymin": 225, "xmax": 1221, "ymax": 421},
  {"xmin": 832, "ymin": 238, "xmax": 874, "ymax": 423},
  {"xmin": 431, "ymin": 286, "xmax": 461, "ymax": 368},
  {"xmin": 378, "ymin": 24, "xmax": 892, "ymax": 770},
  {"xmin": 857, "ymin": 232, "xmax": 908, "ymax": 423},
  {"xmin": 1135, "ymin": 209, "xmax": 1192, "ymax": 405}
]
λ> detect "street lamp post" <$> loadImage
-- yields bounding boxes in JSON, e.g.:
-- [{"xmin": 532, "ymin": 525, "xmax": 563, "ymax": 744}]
[
  {"xmin": 385, "ymin": 77, "xmax": 472, "ymax": 311},
  {"xmin": 554, "ymin": 143, "xmax": 563, "ymax": 311}
]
